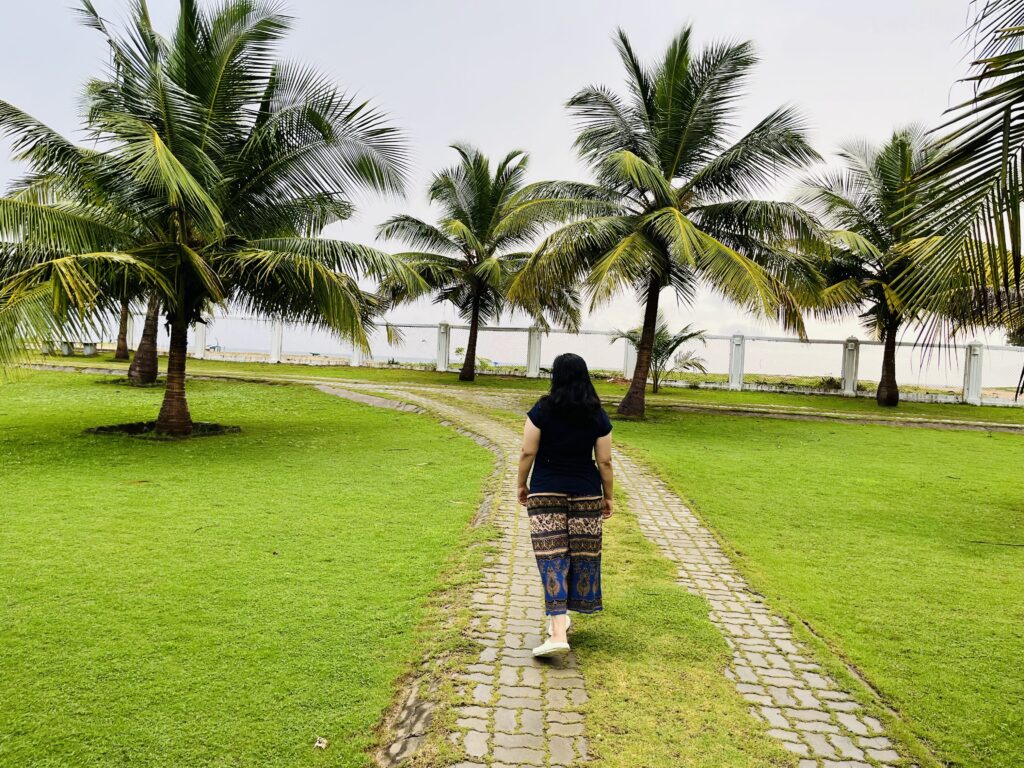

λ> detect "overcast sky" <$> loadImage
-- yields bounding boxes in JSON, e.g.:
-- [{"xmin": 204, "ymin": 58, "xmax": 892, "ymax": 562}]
[{"xmin": 0, "ymin": 0, "xmax": 980, "ymax": 338}]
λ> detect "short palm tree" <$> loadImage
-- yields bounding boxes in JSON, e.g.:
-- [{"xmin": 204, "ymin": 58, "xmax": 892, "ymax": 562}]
[
  {"xmin": 378, "ymin": 145, "xmax": 584, "ymax": 381},
  {"xmin": 0, "ymin": 0, "xmax": 413, "ymax": 435},
  {"xmin": 613, "ymin": 314, "xmax": 705, "ymax": 393},
  {"xmin": 800, "ymin": 127, "xmax": 944, "ymax": 406},
  {"xmin": 515, "ymin": 27, "xmax": 823, "ymax": 417}
]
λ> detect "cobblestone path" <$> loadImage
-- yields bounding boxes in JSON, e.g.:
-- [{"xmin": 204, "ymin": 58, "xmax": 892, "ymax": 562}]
[
  {"xmin": 359, "ymin": 385, "xmax": 911, "ymax": 768},
  {"xmin": 379, "ymin": 388, "xmax": 590, "ymax": 768}
]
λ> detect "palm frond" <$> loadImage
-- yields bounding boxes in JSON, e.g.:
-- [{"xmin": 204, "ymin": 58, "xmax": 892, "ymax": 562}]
[
  {"xmin": 685, "ymin": 107, "xmax": 820, "ymax": 200},
  {"xmin": 376, "ymin": 214, "xmax": 459, "ymax": 254}
]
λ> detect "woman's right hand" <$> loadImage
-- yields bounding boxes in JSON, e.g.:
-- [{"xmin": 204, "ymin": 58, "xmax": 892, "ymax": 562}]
[
  {"xmin": 602, "ymin": 496, "xmax": 614, "ymax": 519},
  {"xmin": 518, "ymin": 485, "xmax": 529, "ymax": 506}
]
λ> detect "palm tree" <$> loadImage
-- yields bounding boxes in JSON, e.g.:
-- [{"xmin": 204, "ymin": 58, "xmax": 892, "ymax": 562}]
[
  {"xmin": 0, "ymin": 0, "xmax": 412, "ymax": 435},
  {"xmin": 378, "ymin": 145, "xmax": 583, "ymax": 381},
  {"xmin": 113, "ymin": 297, "xmax": 131, "ymax": 360},
  {"xmin": 613, "ymin": 314, "xmax": 705, "ymax": 393},
  {"xmin": 801, "ymin": 127, "xmax": 947, "ymax": 406},
  {"xmin": 0, "ymin": 99, "xmax": 156, "ymax": 372},
  {"xmin": 0, "ymin": 102, "xmax": 153, "ymax": 366},
  {"xmin": 905, "ymin": 0, "xmax": 1024, "ymax": 332},
  {"xmin": 515, "ymin": 28, "xmax": 823, "ymax": 417},
  {"xmin": 127, "ymin": 293, "xmax": 160, "ymax": 383}
]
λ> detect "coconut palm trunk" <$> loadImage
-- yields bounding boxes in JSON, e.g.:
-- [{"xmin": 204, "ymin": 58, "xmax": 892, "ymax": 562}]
[
  {"xmin": 876, "ymin": 321, "xmax": 900, "ymax": 407},
  {"xmin": 128, "ymin": 293, "xmax": 160, "ymax": 385},
  {"xmin": 618, "ymin": 274, "xmax": 661, "ymax": 416},
  {"xmin": 460, "ymin": 294, "xmax": 481, "ymax": 382},
  {"xmin": 114, "ymin": 298, "xmax": 131, "ymax": 360},
  {"xmin": 156, "ymin": 317, "xmax": 192, "ymax": 436}
]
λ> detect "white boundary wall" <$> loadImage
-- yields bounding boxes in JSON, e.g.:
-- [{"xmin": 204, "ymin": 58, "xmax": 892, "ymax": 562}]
[{"xmin": 62, "ymin": 311, "xmax": 1024, "ymax": 407}]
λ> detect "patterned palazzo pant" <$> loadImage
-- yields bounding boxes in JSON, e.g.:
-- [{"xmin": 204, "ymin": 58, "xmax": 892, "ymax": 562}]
[{"xmin": 526, "ymin": 494, "xmax": 603, "ymax": 615}]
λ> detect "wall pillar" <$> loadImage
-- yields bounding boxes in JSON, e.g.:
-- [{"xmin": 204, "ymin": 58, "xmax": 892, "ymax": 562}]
[
  {"xmin": 963, "ymin": 341, "xmax": 984, "ymax": 405},
  {"xmin": 350, "ymin": 344, "xmax": 364, "ymax": 367},
  {"xmin": 193, "ymin": 320, "xmax": 207, "ymax": 359},
  {"xmin": 269, "ymin": 320, "xmax": 283, "ymax": 364},
  {"xmin": 436, "ymin": 322, "xmax": 450, "ymax": 372},
  {"xmin": 841, "ymin": 336, "xmax": 860, "ymax": 397},
  {"xmin": 526, "ymin": 326, "xmax": 542, "ymax": 378},
  {"xmin": 622, "ymin": 341, "xmax": 637, "ymax": 379},
  {"xmin": 728, "ymin": 334, "xmax": 745, "ymax": 390}
]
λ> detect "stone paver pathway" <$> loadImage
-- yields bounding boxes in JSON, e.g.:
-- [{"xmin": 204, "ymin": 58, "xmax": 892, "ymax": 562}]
[{"xmin": 381, "ymin": 388, "xmax": 590, "ymax": 768}]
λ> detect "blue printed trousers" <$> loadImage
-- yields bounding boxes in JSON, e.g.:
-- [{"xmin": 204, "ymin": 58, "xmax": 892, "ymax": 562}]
[{"xmin": 526, "ymin": 493, "xmax": 603, "ymax": 615}]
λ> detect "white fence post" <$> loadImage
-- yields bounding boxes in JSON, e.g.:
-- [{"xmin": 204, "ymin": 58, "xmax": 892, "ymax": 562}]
[
  {"xmin": 269, "ymin": 320, "xmax": 283, "ymax": 364},
  {"xmin": 841, "ymin": 336, "xmax": 860, "ymax": 397},
  {"xmin": 526, "ymin": 326, "xmax": 542, "ymax": 378},
  {"xmin": 622, "ymin": 342, "xmax": 637, "ymax": 379},
  {"xmin": 729, "ymin": 334, "xmax": 745, "ymax": 390},
  {"xmin": 193, "ymin": 320, "xmax": 207, "ymax": 359},
  {"xmin": 963, "ymin": 341, "xmax": 984, "ymax": 405},
  {"xmin": 436, "ymin": 322, "xmax": 450, "ymax": 372},
  {"xmin": 126, "ymin": 314, "xmax": 135, "ymax": 351},
  {"xmin": 350, "ymin": 344, "xmax": 364, "ymax": 367}
]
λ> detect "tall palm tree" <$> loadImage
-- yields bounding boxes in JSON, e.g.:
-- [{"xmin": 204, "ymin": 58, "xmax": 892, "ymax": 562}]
[
  {"xmin": 127, "ymin": 293, "xmax": 160, "ymax": 383},
  {"xmin": 0, "ymin": 97, "xmax": 159, "ymax": 374},
  {"xmin": 378, "ymin": 145, "xmax": 584, "ymax": 381},
  {"xmin": 0, "ymin": 102, "xmax": 153, "ymax": 364},
  {"xmin": 801, "ymin": 127, "xmax": 946, "ymax": 407},
  {"xmin": 515, "ymin": 28, "xmax": 823, "ymax": 417},
  {"xmin": 906, "ymin": 0, "xmax": 1024, "ymax": 332},
  {"xmin": 114, "ymin": 297, "xmax": 131, "ymax": 360},
  {"xmin": 0, "ymin": 0, "xmax": 413, "ymax": 435}
]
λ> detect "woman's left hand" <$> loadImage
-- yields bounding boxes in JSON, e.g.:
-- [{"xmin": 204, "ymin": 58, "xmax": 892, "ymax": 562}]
[{"xmin": 602, "ymin": 496, "xmax": 614, "ymax": 519}]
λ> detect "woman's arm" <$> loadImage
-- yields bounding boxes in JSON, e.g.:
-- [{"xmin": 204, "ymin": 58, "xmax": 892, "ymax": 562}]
[
  {"xmin": 595, "ymin": 433, "xmax": 614, "ymax": 518},
  {"xmin": 517, "ymin": 417, "xmax": 541, "ymax": 505}
]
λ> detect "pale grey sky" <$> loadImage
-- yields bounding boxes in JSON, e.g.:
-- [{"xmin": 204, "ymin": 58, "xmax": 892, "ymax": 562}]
[{"xmin": 0, "ymin": 0, "xmax": 979, "ymax": 338}]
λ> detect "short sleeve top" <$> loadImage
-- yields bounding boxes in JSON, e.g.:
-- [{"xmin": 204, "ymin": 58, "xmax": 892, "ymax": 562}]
[{"xmin": 526, "ymin": 398, "xmax": 612, "ymax": 496}]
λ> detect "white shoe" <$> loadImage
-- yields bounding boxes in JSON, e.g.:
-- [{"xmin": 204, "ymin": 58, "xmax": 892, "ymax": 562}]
[
  {"xmin": 547, "ymin": 614, "xmax": 572, "ymax": 637},
  {"xmin": 532, "ymin": 640, "xmax": 570, "ymax": 658}
]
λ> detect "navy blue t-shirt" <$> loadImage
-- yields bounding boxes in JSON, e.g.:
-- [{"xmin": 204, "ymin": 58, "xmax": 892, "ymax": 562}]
[{"xmin": 527, "ymin": 398, "xmax": 613, "ymax": 496}]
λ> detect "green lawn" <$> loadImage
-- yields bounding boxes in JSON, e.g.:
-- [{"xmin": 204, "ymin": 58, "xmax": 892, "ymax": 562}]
[
  {"xmin": 33, "ymin": 353, "xmax": 1024, "ymax": 426},
  {"xmin": 613, "ymin": 410, "xmax": 1024, "ymax": 768},
  {"xmin": 0, "ymin": 371, "xmax": 491, "ymax": 768}
]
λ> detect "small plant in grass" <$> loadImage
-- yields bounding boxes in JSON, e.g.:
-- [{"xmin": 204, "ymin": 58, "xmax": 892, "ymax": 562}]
[
  {"xmin": 817, "ymin": 375, "xmax": 843, "ymax": 391},
  {"xmin": 614, "ymin": 314, "xmax": 706, "ymax": 393}
]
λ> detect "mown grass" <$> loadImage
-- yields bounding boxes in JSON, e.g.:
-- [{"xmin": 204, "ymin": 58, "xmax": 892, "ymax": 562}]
[
  {"xmin": 30, "ymin": 353, "xmax": 1024, "ymax": 426},
  {"xmin": 613, "ymin": 410, "xmax": 1024, "ymax": 768},
  {"xmin": 0, "ymin": 371, "xmax": 492, "ymax": 768},
  {"xmin": 571, "ymin": 497, "xmax": 794, "ymax": 768}
]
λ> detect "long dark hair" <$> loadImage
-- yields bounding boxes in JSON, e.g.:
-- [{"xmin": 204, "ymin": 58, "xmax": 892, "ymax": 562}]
[{"xmin": 541, "ymin": 353, "xmax": 602, "ymax": 422}]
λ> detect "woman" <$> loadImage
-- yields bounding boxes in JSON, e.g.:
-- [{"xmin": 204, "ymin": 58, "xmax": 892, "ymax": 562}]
[{"xmin": 517, "ymin": 353, "xmax": 614, "ymax": 658}]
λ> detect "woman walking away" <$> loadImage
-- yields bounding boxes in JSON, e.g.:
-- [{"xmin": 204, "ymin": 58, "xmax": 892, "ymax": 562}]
[{"xmin": 517, "ymin": 353, "xmax": 614, "ymax": 659}]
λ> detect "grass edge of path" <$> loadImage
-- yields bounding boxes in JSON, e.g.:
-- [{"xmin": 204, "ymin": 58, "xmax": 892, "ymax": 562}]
[{"xmin": 352, "ymin": 387, "xmax": 508, "ymax": 767}]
